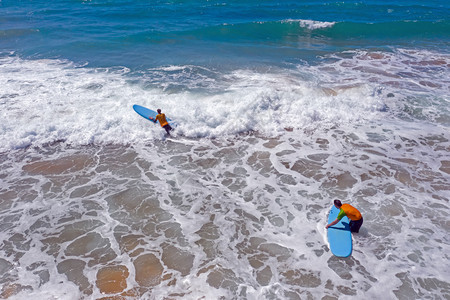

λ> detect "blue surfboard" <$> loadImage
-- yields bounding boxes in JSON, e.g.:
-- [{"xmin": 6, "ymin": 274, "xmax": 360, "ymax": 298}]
[
  {"xmin": 327, "ymin": 205, "xmax": 352, "ymax": 257},
  {"xmin": 133, "ymin": 104, "xmax": 177, "ymax": 127}
]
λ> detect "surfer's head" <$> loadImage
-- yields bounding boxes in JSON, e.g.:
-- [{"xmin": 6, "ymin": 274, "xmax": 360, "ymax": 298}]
[
  {"xmin": 334, "ymin": 199, "xmax": 342, "ymax": 208},
  {"xmin": 157, "ymin": 109, "xmax": 161, "ymax": 114}
]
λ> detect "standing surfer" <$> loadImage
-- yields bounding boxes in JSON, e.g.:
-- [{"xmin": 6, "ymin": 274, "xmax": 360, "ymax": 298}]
[
  {"xmin": 150, "ymin": 109, "xmax": 173, "ymax": 136},
  {"xmin": 326, "ymin": 199, "xmax": 363, "ymax": 233}
]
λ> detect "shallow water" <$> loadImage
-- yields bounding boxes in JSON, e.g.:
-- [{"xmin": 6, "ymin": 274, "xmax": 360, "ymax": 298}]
[{"xmin": 1, "ymin": 121, "xmax": 449, "ymax": 299}]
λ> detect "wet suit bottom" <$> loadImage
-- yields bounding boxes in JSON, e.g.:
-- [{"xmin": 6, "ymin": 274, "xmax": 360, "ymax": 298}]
[
  {"xmin": 163, "ymin": 124, "xmax": 172, "ymax": 135},
  {"xmin": 349, "ymin": 217, "xmax": 363, "ymax": 233}
]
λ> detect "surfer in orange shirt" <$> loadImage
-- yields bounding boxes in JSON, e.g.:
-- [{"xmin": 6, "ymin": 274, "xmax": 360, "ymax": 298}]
[
  {"xmin": 326, "ymin": 199, "xmax": 363, "ymax": 233},
  {"xmin": 149, "ymin": 109, "xmax": 173, "ymax": 136}
]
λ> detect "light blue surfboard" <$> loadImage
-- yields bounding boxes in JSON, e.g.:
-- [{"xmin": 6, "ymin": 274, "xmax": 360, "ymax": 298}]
[
  {"xmin": 327, "ymin": 205, "xmax": 352, "ymax": 257},
  {"xmin": 133, "ymin": 104, "xmax": 177, "ymax": 127}
]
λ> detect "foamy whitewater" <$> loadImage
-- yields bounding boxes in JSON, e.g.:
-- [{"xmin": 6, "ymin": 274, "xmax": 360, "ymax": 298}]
[{"xmin": 1, "ymin": 1, "xmax": 449, "ymax": 299}]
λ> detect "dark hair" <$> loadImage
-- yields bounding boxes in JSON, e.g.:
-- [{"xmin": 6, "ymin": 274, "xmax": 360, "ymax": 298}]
[
  {"xmin": 157, "ymin": 109, "xmax": 161, "ymax": 113},
  {"xmin": 334, "ymin": 199, "xmax": 342, "ymax": 207}
]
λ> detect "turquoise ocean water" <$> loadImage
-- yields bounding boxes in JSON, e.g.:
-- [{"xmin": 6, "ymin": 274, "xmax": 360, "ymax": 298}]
[
  {"xmin": 1, "ymin": 1, "xmax": 449, "ymax": 299},
  {"xmin": 2, "ymin": 1, "xmax": 449, "ymax": 69}
]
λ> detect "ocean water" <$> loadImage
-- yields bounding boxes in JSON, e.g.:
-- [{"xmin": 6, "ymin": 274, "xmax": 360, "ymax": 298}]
[{"xmin": 1, "ymin": 0, "xmax": 449, "ymax": 299}]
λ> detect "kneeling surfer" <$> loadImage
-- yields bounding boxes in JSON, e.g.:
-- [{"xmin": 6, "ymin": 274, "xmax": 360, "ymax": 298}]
[
  {"xmin": 326, "ymin": 199, "xmax": 363, "ymax": 233},
  {"xmin": 149, "ymin": 109, "xmax": 172, "ymax": 136}
]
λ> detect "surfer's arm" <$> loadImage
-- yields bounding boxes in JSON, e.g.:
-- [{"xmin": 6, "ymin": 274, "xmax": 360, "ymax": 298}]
[
  {"xmin": 326, "ymin": 208, "xmax": 345, "ymax": 229},
  {"xmin": 326, "ymin": 219, "xmax": 339, "ymax": 229},
  {"xmin": 149, "ymin": 117, "xmax": 157, "ymax": 123}
]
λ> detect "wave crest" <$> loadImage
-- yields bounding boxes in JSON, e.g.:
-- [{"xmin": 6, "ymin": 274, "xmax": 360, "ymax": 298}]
[{"xmin": 282, "ymin": 19, "xmax": 336, "ymax": 30}]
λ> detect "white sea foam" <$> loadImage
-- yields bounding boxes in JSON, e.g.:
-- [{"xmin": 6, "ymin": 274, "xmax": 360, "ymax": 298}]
[
  {"xmin": 283, "ymin": 19, "xmax": 336, "ymax": 30},
  {"xmin": 3, "ymin": 48, "xmax": 449, "ymax": 153},
  {"xmin": 0, "ymin": 55, "xmax": 387, "ymax": 151}
]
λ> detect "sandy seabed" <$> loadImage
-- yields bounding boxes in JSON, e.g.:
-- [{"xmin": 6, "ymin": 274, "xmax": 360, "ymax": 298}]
[{"xmin": 0, "ymin": 126, "xmax": 449, "ymax": 299}]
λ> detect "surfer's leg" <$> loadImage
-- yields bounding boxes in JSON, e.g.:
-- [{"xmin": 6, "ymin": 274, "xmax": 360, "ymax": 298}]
[
  {"xmin": 163, "ymin": 124, "xmax": 172, "ymax": 135},
  {"xmin": 350, "ymin": 217, "xmax": 363, "ymax": 233}
]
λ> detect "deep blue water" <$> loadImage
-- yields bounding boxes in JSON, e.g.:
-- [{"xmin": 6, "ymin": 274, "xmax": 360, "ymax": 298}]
[{"xmin": 1, "ymin": 0, "xmax": 449, "ymax": 69}]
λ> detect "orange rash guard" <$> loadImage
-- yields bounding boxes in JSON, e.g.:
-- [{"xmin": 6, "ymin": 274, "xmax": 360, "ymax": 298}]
[
  {"xmin": 155, "ymin": 113, "xmax": 169, "ymax": 127},
  {"xmin": 337, "ymin": 204, "xmax": 362, "ymax": 221}
]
